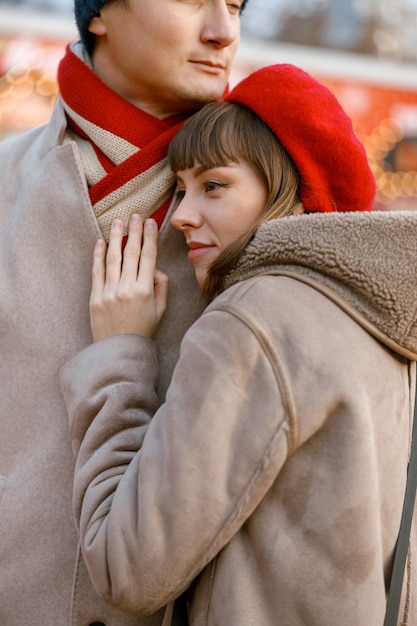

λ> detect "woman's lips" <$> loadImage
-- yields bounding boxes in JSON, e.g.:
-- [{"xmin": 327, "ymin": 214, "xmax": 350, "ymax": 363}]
[{"xmin": 187, "ymin": 242, "xmax": 215, "ymax": 260}]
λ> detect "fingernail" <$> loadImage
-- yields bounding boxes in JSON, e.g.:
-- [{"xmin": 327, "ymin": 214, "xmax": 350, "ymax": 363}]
[
  {"xmin": 130, "ymin": 213, "xmax": 140, "ymax": 224},
  {"xmin": 145, "ymin": 218, "xmax": 157, "ymax": 230},
  {"xmin": 111, "ymin": 219, "xmax": 122, "ymax": 230}
]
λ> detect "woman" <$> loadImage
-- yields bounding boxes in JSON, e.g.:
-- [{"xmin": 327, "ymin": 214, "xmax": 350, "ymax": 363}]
[{"xmin": 60, "ymin": 65, "xmax": 417, "ymax": 625}]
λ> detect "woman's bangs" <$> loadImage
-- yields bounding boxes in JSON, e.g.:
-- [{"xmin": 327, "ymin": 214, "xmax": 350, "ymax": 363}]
[{"xmin": 169, "ymin": 105, "xmax": 243, "ymax": 172}]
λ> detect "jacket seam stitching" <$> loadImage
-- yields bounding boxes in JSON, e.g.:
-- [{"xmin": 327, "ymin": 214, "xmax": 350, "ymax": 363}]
[{"xmin": 213, "ymin": 298, "xmax": 299, "ymax": 455}]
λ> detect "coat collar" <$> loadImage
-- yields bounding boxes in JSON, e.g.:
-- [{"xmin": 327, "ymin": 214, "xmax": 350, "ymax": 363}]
[{"xmin": 223, "ymin": 211, "xmax": 417, "ymax": 359}]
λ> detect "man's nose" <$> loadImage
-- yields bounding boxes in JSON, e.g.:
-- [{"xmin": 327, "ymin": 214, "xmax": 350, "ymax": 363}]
[{"xmin": 200, "ymin": 2, "xmax": 239, "ymax": 48}]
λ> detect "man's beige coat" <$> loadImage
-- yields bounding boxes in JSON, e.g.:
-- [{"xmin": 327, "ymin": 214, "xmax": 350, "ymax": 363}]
[
  {"xmin": 0, "ymin": 100, "xmax": 204, "ymax": 625},
  {"xmin": 61, "ymin": 212, "xmax": 417, "ymax": 625}
]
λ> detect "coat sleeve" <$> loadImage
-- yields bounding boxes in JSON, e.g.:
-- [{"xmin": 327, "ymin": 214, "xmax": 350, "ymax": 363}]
[{"xmin": 60, "ymin": 309, "xmax": 294, "ymax": 615}]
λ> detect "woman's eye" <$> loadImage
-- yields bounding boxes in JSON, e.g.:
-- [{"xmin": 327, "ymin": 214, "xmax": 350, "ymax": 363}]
[
  {"xmin": 204, "ymin": 181, "xmax": 227, "ymax": 193},
  {"xmin": 175, "ymin": 188, "xmax": 185, "ymax": 203}
]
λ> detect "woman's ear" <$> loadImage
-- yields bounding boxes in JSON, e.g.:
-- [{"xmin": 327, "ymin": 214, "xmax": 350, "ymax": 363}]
[{"xmin": 292, "ymin": 203, "xmax": 305, "ymax": 215}]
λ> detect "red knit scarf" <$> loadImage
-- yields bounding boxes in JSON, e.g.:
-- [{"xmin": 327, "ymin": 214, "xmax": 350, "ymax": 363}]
[{"xmin": 57, "ymin": 44, "xmax": 191, "ymax": 236}]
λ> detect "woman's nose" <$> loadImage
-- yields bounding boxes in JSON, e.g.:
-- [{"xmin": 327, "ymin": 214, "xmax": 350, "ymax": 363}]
[{"xmin": 170, "ymin": 196, "xmax": 203, "ymax": 231}]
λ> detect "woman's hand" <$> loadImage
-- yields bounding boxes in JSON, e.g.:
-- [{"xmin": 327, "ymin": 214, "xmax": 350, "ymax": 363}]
[{"xmin": 89, "ymin": 214, "xmax": 169, "ymax": 341}]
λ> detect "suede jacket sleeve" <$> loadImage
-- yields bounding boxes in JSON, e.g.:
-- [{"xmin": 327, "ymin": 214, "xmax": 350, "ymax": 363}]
[{"xmin": 60, "ymin": 306, "xmax": 294, "ymax": 615}]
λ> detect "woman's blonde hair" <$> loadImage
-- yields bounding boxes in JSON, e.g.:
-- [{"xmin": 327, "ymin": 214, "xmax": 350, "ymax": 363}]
[{"xmin": 168, "ymin": 101, "xmax": 302, "ymax": 300}]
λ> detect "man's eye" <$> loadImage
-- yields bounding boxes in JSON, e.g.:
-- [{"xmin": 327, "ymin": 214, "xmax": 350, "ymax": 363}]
[{"xmin": 227, "ymin": 2, "xmax": 243, "ymax": 15}]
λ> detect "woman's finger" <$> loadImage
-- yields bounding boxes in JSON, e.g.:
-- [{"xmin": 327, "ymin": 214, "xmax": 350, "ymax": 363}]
[
  {"xmin": 104, "ymin": 219, "xmax": 124, "ymax": 290},
  {"xmin": 153, "ymin": 269, "xmax": 170, "ymax": 320},
  {"xmin": 120, "ymin": 214, "xmax": 143, "ymax": 285},
  {"xmin": 90, "ymin": 238, "xmax": 107, "ymax": 303},
  {"xmin": 137, "ymin": 219, "xmax": 159, "ymax": 287}
]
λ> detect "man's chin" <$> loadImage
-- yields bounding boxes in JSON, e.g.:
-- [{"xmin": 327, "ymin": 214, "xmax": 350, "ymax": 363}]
[
  {"xmin": 158, "ymin": 83, "xmax": 229, "ymax": 118},
  {"xmin": 183, "ymin": 76, "xmax": 230, "ymax": 104},
  {"xmin": 185, "ymin": 88, "xmax": 228, "ymax": 108}
]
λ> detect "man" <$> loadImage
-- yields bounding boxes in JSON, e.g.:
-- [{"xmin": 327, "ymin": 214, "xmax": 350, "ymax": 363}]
[{"xmin": 0, "ymin": 1, "xmax": 247, "ymax": 624}]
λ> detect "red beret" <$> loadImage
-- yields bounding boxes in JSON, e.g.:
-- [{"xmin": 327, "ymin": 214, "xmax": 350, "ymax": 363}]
[{"xmin": 225, "ymin": 64, "xmax": 376, "ymax": 212}]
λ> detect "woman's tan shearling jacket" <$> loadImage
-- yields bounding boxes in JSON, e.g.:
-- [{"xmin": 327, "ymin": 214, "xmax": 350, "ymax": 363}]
[{"xmin": 61, "ymin": 210, "xmax": 417, "ymax": 626}]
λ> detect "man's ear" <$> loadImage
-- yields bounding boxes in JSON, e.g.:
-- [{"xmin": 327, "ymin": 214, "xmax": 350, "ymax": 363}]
[{"xmin": 88, "ymin": 13, "xmax": 107, "ymax": 36}]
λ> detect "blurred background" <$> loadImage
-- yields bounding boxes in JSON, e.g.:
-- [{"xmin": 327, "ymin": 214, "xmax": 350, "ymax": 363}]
[{"xmin": 1, "ymin": 0, "xmax": 417, "ymax": 209}]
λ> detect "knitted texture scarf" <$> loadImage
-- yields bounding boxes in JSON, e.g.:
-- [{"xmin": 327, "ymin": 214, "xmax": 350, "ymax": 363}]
[{"xmin": 57, "ymin": 43, "xmax": 190, "ymax": 241}]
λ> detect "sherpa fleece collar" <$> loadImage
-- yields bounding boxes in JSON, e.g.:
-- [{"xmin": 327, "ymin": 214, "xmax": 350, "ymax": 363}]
[{"xmin": 223, "ymin": 210, "xmax": 417, "ymax": 359}]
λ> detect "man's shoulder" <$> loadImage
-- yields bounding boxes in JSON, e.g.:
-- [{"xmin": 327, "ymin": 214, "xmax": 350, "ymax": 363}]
[
  {"xmin": 0, "ymin": 125, "xmax": 45, "ymax": 154},
  {"xmin": 0, "ymin": 98, "xmax": 66, "ymax": 162},
  {"xmin": 0, "ymin": 125, "xmax": 49, "ymax": 185}
]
